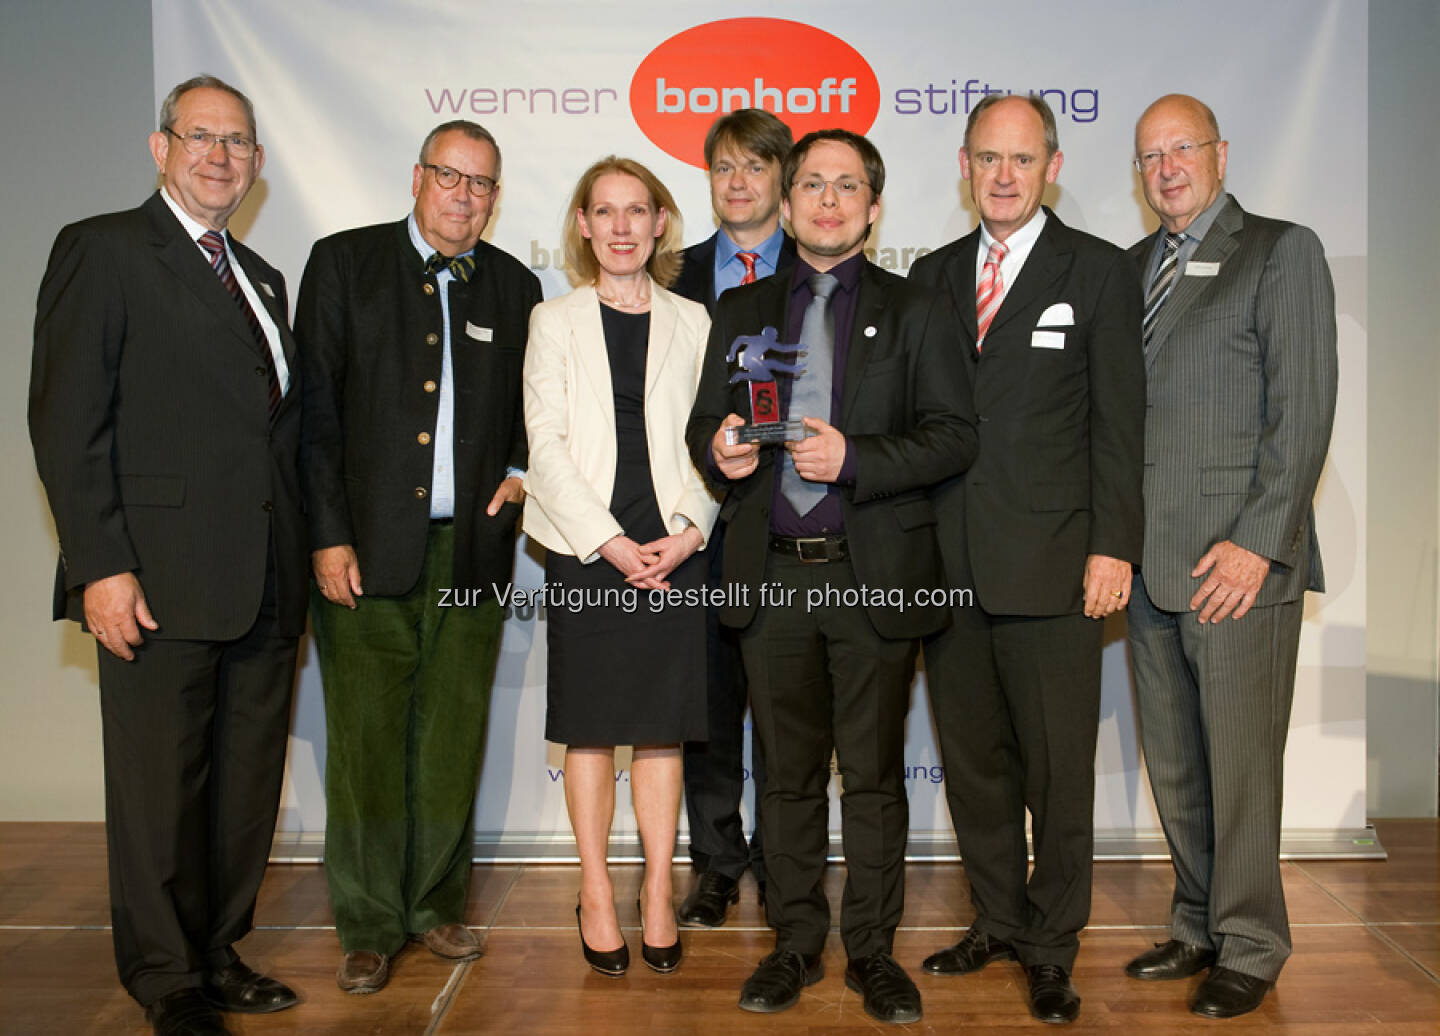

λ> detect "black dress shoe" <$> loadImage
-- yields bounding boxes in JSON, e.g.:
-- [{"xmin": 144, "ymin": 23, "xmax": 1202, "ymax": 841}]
[
  {"xmin": 678, "ymin": 870, "xmax": 739, "ymax": 928},
  {"xmin": 738, "ymin": 949, "xmax": 824, "ymax": 1013},
  {"xmin": 844, "ymin": 952, "xmax": 922, "ymax": 1024},
  {"xmin": 637, "ymin": 897, "xmax": 682, "ymax": 973},
  {"xmin": 146, "ymin": 989, "xmax": 230, "ymax": 1035},
  {"xmin": 1190, "ymin": 966, "xmax": 1271, "ymax": 1018},
  {"xmin": 1125, "ymin": 939, "xmax": 1217, "ymax": 981},
  {"xmin": 922, "ymin": 926, "xmax": 1017, "ymax": 975},
  {"xmin": 576, "ymin": 901, "xmax": 628, "ymax": 977},
  {"xmin": 1025, "ymin": 963, "xmax": 1081, "ymax": 1024},
  {"xmin": 202, "ymin": 960, "xmax": 298, "ymax": 1013}
]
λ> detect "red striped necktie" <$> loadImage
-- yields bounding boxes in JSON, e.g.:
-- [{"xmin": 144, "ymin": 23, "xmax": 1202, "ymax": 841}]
[
  {"xmin": 975, "ymin": 240, "xmax": 1009, "ymax": 349},
  {"xmin": 737, "ymin": 250, "xmax": 759, "ymax": 285},
  {"xmin": 199, "ymin": 230, "xmax": 281, "ymax": 419}
]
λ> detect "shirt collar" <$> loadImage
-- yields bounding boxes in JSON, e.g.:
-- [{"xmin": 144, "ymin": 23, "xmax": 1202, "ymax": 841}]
[
  {"xmin": 979, "ymin": 206, "xmax": 1047, "ymax": 256},
  {"xmin": 716, "ymin": 225, "xmax": 785, "ymax": 270},
  {"xmin": 408, "ymin": 212, "xmax": 476, "ymax": 263},
  {"xmin": 160, "ymin": 186, "xmax": 221, "ymax": 246},
  {"xmin": 1173, "ymin": 191, "xmax": 1228, "ymax": 244},
  {"xmin": 792, "ymin": 249, "xmax": 865, "ymax": 295}
]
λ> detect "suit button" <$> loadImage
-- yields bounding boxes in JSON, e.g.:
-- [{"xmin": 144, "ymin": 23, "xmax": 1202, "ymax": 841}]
[
  {"xmin": 423, "ymin": 283, "xmax": 436, "ymax": 296},
  {"xmin": 424, "ymin": 380, "xmax": 437, "ymax": 393},
  {"xmin": 260, "ymin": 500, "xmax": 273, "ymax": 512},
  {"xmin": 425, "ymin": 332, "xmax": 440, "ymax": 345},
  {"xmin": 417, "ymin": 432, "xmax": 432, "ymax": 445},
  {"xmin": 414, "ymin": 487, "xmax": 428, "ymax": 499},
  {"xmin": 255, "ymin": 366, "xmax": 267, "ymax": 377}
]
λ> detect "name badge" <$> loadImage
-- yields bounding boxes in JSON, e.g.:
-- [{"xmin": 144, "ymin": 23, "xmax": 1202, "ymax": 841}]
[
  {"xmin": 1185, "ymin": 261, "xmax": 1220, "ymax": 277},
  {"xmin": 466, "ymin": 322, "xmax": 494, "ymax": 342},
  {"xmin": 1031, "ymin": 330, "xmax": 1065, "ymax": 350}
]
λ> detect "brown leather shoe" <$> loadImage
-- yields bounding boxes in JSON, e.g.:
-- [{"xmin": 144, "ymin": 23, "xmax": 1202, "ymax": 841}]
[
  {"xmin": 421, "ymin": 922, "xmax": 484, "ymax": 960},
  {"xmin": 336, "ymin": 951, "xmax": 390, "ymax": 995}
]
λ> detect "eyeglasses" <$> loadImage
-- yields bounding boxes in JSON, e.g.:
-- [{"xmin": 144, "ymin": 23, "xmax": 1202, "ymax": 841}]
[
  {"xmin": 1134, "ymin": 140, "xmax": 1218, "ymax": 173},
  {"xmin": 424, "ymin": 163, "xmax": 497, "ymax": 197},
  {"xmin": 166, "ymin": 128, "xmax": 257, "ymax": 158},
  {"xmin": 794, "ymin": 176, "xmax": 869, "ymax": 198}
]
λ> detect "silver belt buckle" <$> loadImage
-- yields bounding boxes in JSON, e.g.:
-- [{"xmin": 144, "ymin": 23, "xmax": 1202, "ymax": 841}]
[{"xmin": 795, "ymin": 537, "xmax": 830, "ymax": 563}]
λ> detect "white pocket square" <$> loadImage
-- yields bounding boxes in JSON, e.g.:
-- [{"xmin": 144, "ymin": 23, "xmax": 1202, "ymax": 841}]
[
  {"xmin": 465, "ymin": 321, "xmax": 494, "ymax": 342},
  {"xmin": 1036, "ymin": 302, "xmax": 1073, "ymax": 326}
]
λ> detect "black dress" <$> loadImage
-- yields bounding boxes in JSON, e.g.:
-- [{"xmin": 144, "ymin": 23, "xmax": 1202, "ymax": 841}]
[{"xmin": 544, "ymin": 305, "xmax": 707, "ymax": 746}]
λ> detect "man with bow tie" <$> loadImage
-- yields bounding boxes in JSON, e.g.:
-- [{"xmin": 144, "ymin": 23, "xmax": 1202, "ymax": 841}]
[{"xmin": 297, "ymin": 119, "xmax": 541, "ymax": 994}]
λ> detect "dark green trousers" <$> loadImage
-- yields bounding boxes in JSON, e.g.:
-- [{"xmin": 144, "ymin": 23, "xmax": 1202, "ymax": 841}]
[{"xmin": 313, "ymin": 524, "xmax": 503, "ymax": 954}]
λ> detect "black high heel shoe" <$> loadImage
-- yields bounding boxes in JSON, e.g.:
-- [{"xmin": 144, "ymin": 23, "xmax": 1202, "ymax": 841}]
[
  {"xmin": 637, "ymin": 897, "xmax": 683, "ymax": 973},
  {"xmin": 576, "ymin": 899, "xmax": 628, "ymax": 977}
]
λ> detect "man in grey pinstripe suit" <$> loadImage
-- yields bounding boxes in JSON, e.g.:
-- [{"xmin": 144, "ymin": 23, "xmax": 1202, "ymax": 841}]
[{"xmin": 1123, "ymin": 94, "xmax": 1338, "ymax": 1019}]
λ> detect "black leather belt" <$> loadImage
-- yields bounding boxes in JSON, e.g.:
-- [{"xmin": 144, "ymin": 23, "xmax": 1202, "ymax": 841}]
[
  {"xmin": 430, "ymin": 517, "xmax": 455, "ymax": 527},
  {"xmin": 769, "ymin": 535, "xmax": 849, "ymax": 563}
]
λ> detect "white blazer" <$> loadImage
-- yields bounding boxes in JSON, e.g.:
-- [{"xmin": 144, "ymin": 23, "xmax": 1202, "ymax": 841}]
[{"xmin": 522, "ymin": 281, "xmax": 720, "ymax": 562}]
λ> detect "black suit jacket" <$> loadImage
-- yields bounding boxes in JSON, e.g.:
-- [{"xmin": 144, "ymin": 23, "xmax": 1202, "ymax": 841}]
[
  {"xmin": 909, "ymin": 209, "xmax": 1145, "ymax": 616},
  {"xmin": 670, "ymin": 230, "xmax": 798, "ymax": 313},
  {"xmin": 297, "ymin": 219, "xmax": 542, "ymax": 599},
  {"xmin": 30, "ymin": 191, "xmax": 308, "ymax": 639},
  {"xmin": 686, "ymin": 261, "xmax": 978, "ymax": 639}
]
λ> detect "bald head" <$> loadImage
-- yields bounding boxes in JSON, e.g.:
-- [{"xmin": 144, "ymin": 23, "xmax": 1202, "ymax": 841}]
[
  {"xmin": 1136, "ymin": 94, "xmax": 1220, "ymax": 149},
  {"xmin": 1134, "ymin": 93, "xmax": 1228, "ymax": 233}
]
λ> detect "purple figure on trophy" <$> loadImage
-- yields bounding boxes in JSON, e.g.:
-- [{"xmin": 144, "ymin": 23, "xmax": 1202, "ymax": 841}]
[{"xmin": 724, "ymin": 327, "xmax": 811, "ymax": 444}]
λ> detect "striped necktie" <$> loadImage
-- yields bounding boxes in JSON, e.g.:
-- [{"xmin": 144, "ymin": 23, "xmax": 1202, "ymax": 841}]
[
  {"xmin": 737, "ymin": 251, "xmax": 759, "ymax": 285},
  {"xmin": 198, "ymin": 230, "xmax": 281, "ymax": 419},
  {"xmin": 975, "ymin": 240, "xmax": 1009, "ymax": 349},
  {"xmin": 1142, "ymin": 231, "xmax": 1186, "ymax": 346}
]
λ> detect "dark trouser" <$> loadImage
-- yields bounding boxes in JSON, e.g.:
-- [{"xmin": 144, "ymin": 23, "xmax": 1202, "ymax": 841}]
[
  {"xmin": 313, "ymin": 524, "xmax": 503, "ymax": 955},
  {"xmin": 925, "ymin": 605, "xmax": 1102, "ymax": 970},
  {"xmin": 1127, "ymin": 570, "xmax": 1302, "ymax": 982},
  {"xmin": 740, "ymin": 552, "xmax": 917, "ymax": 959},
  {"xmin": 683, "ymin": 529, "xmax": 766, "ymax": 884},
  {"xmin": 97, "ymin": 561, "xmax": 297, "ymax": 1007}
]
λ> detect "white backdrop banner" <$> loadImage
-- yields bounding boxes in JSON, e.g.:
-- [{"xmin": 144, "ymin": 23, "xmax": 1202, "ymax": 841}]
[{"xmin": 152, "ymin": 0, "xmax": 1369, "ymax": 846}]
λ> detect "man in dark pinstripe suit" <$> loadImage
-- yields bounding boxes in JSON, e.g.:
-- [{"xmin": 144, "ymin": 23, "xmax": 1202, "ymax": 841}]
[{"xmin": 1123, "ymin": 94, "xmax": 1338, "ymax": 1019}]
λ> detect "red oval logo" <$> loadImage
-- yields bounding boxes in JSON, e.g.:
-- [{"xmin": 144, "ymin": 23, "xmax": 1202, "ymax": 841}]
[{"xmin": 631, "ymin": 19, "xmax": 881, "ymax": 169}]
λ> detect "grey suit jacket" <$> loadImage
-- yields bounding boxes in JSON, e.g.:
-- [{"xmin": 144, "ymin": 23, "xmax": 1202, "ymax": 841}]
[{"xmin": 1129, "ymin": 194, "xmax": 1337, "ymax": 613}]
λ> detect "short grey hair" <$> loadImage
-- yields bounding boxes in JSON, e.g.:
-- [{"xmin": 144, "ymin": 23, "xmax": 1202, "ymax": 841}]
[
  {"xmin": 159, "ymin": 74, "xmax": 256, "ymax": 140},
  {"xmin": 418, "ymin": 120, "xmax": 503, "ymax": 182},
  {"xmin": 964, "ymin": 94, "xmax": 1059, "ymax": 156}
]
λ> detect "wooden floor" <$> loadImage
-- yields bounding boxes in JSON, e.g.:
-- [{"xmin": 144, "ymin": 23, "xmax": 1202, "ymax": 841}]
[{"xmin": 1, "ymin": 821, "xmax": 1436, "ymax": 1034}]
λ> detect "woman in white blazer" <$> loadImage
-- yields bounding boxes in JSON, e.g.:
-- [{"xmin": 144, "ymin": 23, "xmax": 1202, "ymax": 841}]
[{"xmin": 523, "ymin": 156, "xmax": 718, "ymax": 978}]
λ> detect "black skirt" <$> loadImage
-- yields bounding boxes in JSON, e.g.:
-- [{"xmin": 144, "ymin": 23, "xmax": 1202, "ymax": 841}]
[{"xmin": 543, "ymin": 305, "xmax": 707, "ymax": 747}]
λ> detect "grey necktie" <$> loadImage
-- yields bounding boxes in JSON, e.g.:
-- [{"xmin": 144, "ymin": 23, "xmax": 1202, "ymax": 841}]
[
  {"xmin": 1142, "ymin": 231, "xmax": 1186, "ymax": 346},
  {"xmin": 780, "ymin": 272, "xmax": 839, "ymax": 516}
]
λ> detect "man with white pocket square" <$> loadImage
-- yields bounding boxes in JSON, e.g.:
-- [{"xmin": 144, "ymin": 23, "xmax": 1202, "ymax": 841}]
[{"xmin": 908, "ymin": 94, "xmax": 1145, "ymax": 1024}]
